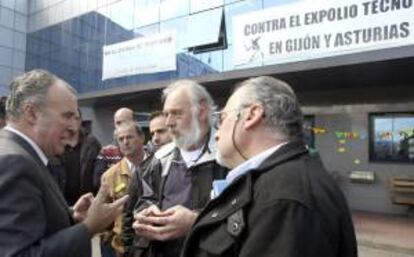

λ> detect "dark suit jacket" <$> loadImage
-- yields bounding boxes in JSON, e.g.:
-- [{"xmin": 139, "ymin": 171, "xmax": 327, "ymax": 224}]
[{"xmin": 0, "ymin": 129, "xmax": 91, "ymax": 257}]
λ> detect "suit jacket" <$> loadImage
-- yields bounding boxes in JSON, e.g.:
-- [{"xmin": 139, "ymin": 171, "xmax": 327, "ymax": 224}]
[{"xmin": 0, "ymin": 129, "xmax": 91, "ymax": 257}]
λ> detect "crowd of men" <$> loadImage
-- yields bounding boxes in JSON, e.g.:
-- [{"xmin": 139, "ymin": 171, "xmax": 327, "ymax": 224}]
[{"xmin": 0, "ymin": 69, "xmax": 358, "ymax": 257}]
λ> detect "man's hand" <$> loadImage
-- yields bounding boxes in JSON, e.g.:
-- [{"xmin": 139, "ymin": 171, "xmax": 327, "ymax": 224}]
[
  {"xmin": 82, "ymin": 182, "xmax": 129, "ymax": 236},
  {"xmin": 133, "ymin": 205, "xmax": 198, "ymax": 241},
  {"xmin": 73, "ymin": 192, "xmax": 94, "ymax": 222}
]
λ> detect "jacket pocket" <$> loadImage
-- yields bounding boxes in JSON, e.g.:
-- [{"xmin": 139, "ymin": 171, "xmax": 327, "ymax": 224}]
[{"xmin": 199, "ymin": 222, "xmax": 237, "ymax": 256}]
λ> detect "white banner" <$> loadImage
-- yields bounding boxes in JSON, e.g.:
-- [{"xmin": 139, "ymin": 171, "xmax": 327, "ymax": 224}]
[
  {"xmin": 233, "ymin": 0, "xmax": 414, "ymax": 68},
  {"xmin": 102, "ymin": 32, "xmax": 176, "ymax": 80}
]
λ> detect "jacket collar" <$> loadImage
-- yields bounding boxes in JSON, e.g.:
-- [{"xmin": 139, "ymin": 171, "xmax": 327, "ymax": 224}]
[
  {"xmin": 193, "ymin": 140, "xmax": 308, "ymax": 228},
  {"xmin": 255, "ymin": 140, "xmax": 308, "ymax": 174}
]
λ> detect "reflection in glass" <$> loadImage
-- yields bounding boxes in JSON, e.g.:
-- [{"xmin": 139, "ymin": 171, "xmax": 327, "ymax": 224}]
[
  {"xmin": 185, "ymin": 8, "xmax": 223, "ymax": 48},
  {"xmin": 263, "ymin": 0, "xmax": 297, "ymax": 9},
  {"xmin": 370, "ymin": 113, "xmax": 414, "ymax": 162},
  {"xmin": 190, "ymin": 0, "xmax": 223, "ymax": 13},
  {"xmin": 160, "ymin": 0, "xmax": 189, "ymax": 21},
  {"xmin": 134, "ymin": 0, "xmax": 160, "ymax": 27},
  {"xmin": 160, "ymin": 16, "xmax": 188, "ymax": 52},
  {"xmin": 225, "ymin": 0, "xmax": 262, "ymax": 46}
]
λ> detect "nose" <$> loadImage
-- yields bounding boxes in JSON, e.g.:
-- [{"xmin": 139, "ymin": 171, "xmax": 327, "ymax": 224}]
[
  {"xmin": 153, "ymin": 133, "xmax": 160, "ymax": 144},
  {"xmin": 165, "ymin": 113, "xmax": 174, "ymax": 127}
]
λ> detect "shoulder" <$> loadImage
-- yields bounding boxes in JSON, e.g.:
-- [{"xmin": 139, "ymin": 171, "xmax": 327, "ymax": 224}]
[
  {"xmin": 102, "ymin": 159, "xmax": 124, "ymax": 180},
  {"xmin": 154, "ymin": 142, "xmax": 175, "ymax": 160}
]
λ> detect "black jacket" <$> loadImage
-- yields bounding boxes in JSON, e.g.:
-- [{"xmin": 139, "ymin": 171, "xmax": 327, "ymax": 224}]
[
  {"xmin": 123, "ymin": 133, "xmax": 227, "ymax": 257},
  {"xmin": 181, "ymin": 140, "xmax": 357, "ymax": 257}
]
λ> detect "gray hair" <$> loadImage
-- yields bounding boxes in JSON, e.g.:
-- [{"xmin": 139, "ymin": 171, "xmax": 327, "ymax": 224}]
[
  {"xmin": 162, "ymin": 79, "xmax": 216, "ymax": 127},
  {"xmin": 6, "ymin": 69, "xmax": 75, "ymax": 119},
  {"xmin": 237, "ymin": 76, "xmax": 303, "ymax": 138}
]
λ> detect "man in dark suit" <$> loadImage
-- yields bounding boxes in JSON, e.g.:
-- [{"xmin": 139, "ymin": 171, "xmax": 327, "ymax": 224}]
[
  {"xmin": 0, "ymin": 69, "xmax": 129, "ymax": 257},
  {"xmin": 181, "ymin": 76, "xmax": 357, "ymax": 257}
]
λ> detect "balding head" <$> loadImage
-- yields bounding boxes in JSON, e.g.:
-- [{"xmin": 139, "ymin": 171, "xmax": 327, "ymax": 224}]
[{"xmin": 114, "ymin": 107, "xmax": 134, "ymax": 128}]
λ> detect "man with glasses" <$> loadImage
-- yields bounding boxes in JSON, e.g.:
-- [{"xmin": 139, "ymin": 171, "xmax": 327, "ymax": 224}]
[
  {"xmin": 181, "ymin": 76, "xmax": 357, "ymax": 257},
  {"xmin": 129, "ymin": 80, "xmax": 226, "ymax": 257}
]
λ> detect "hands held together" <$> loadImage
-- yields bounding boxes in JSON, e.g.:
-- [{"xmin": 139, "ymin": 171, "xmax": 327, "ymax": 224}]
[{"xmin": 133, "ymin": 205, "xmax": 198, "ymax": 241}]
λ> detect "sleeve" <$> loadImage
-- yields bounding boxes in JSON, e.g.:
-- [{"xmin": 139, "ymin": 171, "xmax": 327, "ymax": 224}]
[
  {"xmin": 239, "ymin": 200, "xmax": 330, "ymax": 257},
  {"xmin": 0, "ymin": 155, "xmax": 91, "ymax": 257},
  {"xmin": 122, "ymin": 170, "xmax": 141, "ymax": 255},
  {"xmin": 122, "ymin": 160, "xmax": 161, "ymax": 257}
]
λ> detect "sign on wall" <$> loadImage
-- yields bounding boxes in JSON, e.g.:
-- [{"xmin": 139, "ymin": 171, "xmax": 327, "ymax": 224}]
[
  {"xmin": 102, "ymin": 32, "xmax": 176, "ymax": 80},
  {"xmin": 233, "ymin": 0, "xmax": 414, "ymax": 68}
]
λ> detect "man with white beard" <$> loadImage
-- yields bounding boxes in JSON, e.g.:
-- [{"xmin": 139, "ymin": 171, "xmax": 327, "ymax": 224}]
[{"xmin": 128, "ymin": 80, "xmax": 227, "ymax": 257}]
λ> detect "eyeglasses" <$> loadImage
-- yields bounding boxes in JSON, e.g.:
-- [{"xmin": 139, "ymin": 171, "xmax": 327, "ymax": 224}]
[{"xmin": 212, "ymin": 106, "xmax": 250, "ymax": 129}]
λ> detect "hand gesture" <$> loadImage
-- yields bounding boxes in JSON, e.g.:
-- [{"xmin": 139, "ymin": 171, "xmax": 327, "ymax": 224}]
[
  {"xmin": 82, "ymin": 182, "xmax": 129, "ymax": 235},
  {"xmin": 133, "ymin": 205, "xmax": 198, "ymax": 241},
  {"xmin": 72, "ymin": 192, "xmax": 94, "ymax": 222}
]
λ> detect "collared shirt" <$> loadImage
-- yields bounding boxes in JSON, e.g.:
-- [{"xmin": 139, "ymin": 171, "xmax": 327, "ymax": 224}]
[
  {"xmin": 211, "ymin": 142, "xmax": 287, "ymax": 199},
  {"xmin": 125, "ymin": 158, "xmax": 135, "ymax": 173},
  {"xmin": 4, "ymin": 125, "xmax": 48, "ymax": 166}
]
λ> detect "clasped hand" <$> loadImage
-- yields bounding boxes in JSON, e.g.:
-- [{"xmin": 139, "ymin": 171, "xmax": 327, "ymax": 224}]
[{"xmin": 133, "ymin": 205, "xmax": 198, "ymax": 241}]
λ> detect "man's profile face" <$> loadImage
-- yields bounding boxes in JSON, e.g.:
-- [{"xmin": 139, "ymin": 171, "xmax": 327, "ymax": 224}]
[
  {"xmin": 163, "ymin": 88, "xmax": 202, "ymax": 149},
  {"xmin": 215, "ymin": 90, "xmax": 244, "ymax": 169},
  {"xmin": 149, "ymin": 115, "xmax": 171, "ymax": 149},
  {"xmin": 35, "ymin": 81, "xmax": 78, "ymax": 156}
]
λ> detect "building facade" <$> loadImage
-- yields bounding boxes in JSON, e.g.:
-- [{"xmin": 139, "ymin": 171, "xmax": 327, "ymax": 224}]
[{"xmin": 1, "ymin": 0, "xmax": 414, "ymax": 215}]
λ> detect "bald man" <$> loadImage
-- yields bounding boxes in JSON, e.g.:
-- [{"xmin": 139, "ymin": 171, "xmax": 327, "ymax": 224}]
[{"xmin": 93, "ymin": 107, "xmax": 134, "ymax": 193}]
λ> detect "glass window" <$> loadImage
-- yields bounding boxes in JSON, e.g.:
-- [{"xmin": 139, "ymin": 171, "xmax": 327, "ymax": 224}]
[
  {"xmin": 160, "ymin": 0, "xmax": 189, "ymax": 21},
  {"xmin": 12, "ymin": 50, "xmax": 25, "ymax": 69},
  {"xmin": 107, "ymin": 0, "xmax": 135, "ymax": 30},
  {"xmin": 15, "ymin": 0, "xmax": 28, "ymax": 14},
  {"xmin": 192, "ymin": 48, "xmax": 223, "ymax": 72},
  {"xmin": 14, "ymin": 12, "xmax": 27, "ymax": 33},
  {"xmin": 0, "ymin": 26, "xmax": 13, "ymax": 47},
  {"xmin": 0, "ymin": 66, "xmax": 13, "ymax": 86},
  {"xmin": 134, "ymin": 0, "xmax": 160, "ymax": 27},
  {"xmin": 369, "ymin": 113, "xmax": 414, "ymax": 163},
  {"xmin": 14, "ymin": 31, "xmax": 26, "ymax": 51},
  {"xmin": 190, "ymin": 0, "xmax": 223, "ymax": 13},
  {"xmin": 0, "ymin": 46, "xmax": 12, "ymax": 66},
  {"xmin": 160, "ymin": 16, "xmax": 188, "ymax": 52},
  {"xmin": 263, "ymin": 0, "xmax": 297, "ymax": 9},
  {"xmin": 0, "ymin": 7, "xmax": 15, "ymax": 28},
  {"xmin": 133, "ymin": 23, "xmax": 160, "ymax": 37},
  {"xmin": 2, "ymin": 0, "xmax": 15, "ymax": 9},
  {"xmin": 224, "ymin": 0, "xmax": 262, "ymax": 46},
  {"xmin": 185, "ymin": 7, "xmax": 222, "ymax": 48}
]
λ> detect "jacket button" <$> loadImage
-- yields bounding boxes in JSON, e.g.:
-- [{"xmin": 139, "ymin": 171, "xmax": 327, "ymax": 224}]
[
  {"xmin": 211, "ymin": 212, "xmax": 218, "ymax": 218},
  {"xmin": 232, "ymin": 222, "xmax": 240, "ymax": 232},
  {"xmin": 231, "ymin": 198, "xmax": 237, "ymax": 205}
]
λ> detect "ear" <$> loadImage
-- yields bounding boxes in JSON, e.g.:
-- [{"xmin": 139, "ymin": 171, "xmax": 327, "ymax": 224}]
[
  {"xmin": 198, "ymin": 99, "xmax": 208, "ymax": 122},
  {"xmin": 21, "ymin": 103, "xmax": 39, "ymax": 125},
  {"xmin": 243, "ymin": 104, "xmax": 264, "ymax": 130}
]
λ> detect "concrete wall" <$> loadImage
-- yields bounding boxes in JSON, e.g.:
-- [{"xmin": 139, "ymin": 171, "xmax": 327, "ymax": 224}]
[{"xmin": 304, "ymin": 103, "xmax": 414, "ymax": 214}]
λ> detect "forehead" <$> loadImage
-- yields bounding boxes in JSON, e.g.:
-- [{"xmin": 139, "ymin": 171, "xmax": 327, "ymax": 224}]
[
  {"xmin": 163, "ymin": 88, "xmax": 191, "ymax": 111},
  {"xmin": 46, "ymin": 81, "xmax": 77, "ymax": 109},
  {"xmin": 150, "ymin": 116, "xmax": 166, "ymax": 128},
  {"xmin": 116, "ymin": 125, "xmax": 139, "ymax": 137},
  {"xmin": 115, "ymin": 111, "xmax": 132, "ymax": 121}
]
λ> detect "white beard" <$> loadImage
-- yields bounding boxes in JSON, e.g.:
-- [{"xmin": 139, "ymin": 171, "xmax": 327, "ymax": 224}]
[{"xmin": 174, "ymin": 111, "xmax": 202, "ymax": 150}]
